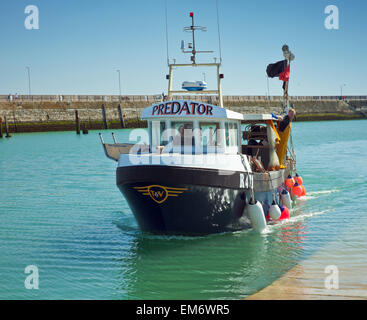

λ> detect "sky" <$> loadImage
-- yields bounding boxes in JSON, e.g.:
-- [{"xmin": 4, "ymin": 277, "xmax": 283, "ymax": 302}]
[{"xmin": 0, "ymin": 0, "xmax": 366, "ymax": 96}]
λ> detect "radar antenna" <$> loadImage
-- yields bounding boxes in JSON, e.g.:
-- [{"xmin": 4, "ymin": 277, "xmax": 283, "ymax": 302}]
[
  {"xmin": 181, "ymin": 12, "xmax": 213, "ymax": 64},
  {"xmin": 166, "ymin": 12, "xmax": 224, "ymax": 108}
]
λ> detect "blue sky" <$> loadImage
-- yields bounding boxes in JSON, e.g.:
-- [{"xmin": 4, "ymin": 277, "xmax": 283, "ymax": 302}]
[{"xmin": 0, "ymin": 0, "xmax": 366, "ymax": 96}]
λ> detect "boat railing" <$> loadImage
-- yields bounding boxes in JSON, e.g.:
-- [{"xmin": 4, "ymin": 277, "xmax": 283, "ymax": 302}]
[{"xmin": 99, "ymin": 133, "xmax": 149, "ymax": 161}]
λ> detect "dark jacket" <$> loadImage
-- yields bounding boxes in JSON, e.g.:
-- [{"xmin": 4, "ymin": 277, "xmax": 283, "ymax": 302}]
[{"xmin": 279, "ymin": 115, "xmax": 290, "ymax": 132}]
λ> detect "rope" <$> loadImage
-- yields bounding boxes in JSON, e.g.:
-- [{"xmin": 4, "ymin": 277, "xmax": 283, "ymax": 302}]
[
  {"xmin": 216, "ymin": 0, "xmax": 223, "ymax": 64},
  {"xmin": 287, "ymin": 129, "xmax": 297, "ymax": 174},
  {"xmin": 267, "ymin": 169, "xmax": 277, "ymax": 204},
  {"xmin": 267, "ymin": 76, "xmax": 272, "ymax": 111},
  {"xmin": 164, "ymin": 0, "xmax": 170, "ymax": 66},
  {"xmin": 238, "ymin": 152, "xmax": 254, "ymax": 188}
]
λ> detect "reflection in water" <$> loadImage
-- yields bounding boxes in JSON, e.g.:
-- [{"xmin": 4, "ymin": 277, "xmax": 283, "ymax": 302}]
[
  {"xmin": 278, "ymin": 223, "xmax": 310, "ymax": 249},
  {"xmin": 114, "ymin": 206, "xmax": 312, "ymax": 299}
]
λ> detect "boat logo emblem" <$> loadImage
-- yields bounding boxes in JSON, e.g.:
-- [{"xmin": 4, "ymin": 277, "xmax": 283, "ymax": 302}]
[{"xmin": 133, "ymin": 185, "xmax": 188, "ymax": 204}]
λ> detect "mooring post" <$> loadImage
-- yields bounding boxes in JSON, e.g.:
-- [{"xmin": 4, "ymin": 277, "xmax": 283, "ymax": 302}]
[
  {"xmin": 75, "ymin": 110, "xmax": 80, "ymax": 134},
  {"xmin": 135, "ymin": 105, "xmax": 140, "ymax": 127},
  {"xmin": 82, "ymin": 122, "xmax": 89, "ymax": 134},
  {"xmin": 101, "ymin": 104, "xmax": 108, "ymax": 129},
  {"xmin": 12, "ymin": 107, "xmax": 18, "ymax": 133},
  {"xmin": 4, "ymin": 116, "xmax": 11, "ymax": 138},
  {"xmin": 0, "ymin": 117, "xmax": 3, "ymax": 138},
  {"xmin": 118, "ymin": 104, "xmax": 124, "ymax": 128}
]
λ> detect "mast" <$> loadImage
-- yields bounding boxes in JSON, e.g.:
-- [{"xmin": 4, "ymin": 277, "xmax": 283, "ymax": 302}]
[
  {"xmin": 166, "ymin": 12, "xmax": 224, "ymax": 108},
  {"xmin": 281, "ymin": 44, "xmax": 297, "ymax": 174},
  {"xmin": 190, "ymin": 12, "xmax": 196, "ymax": 64},
  {"xmin": 281, "ymin": 44, "xmax": 295, "ymax": 114}
]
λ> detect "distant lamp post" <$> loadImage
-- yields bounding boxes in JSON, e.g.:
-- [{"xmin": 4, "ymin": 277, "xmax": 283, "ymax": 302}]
[
  {"xmin": 117, "ymin": 69, "xmax": 122, "ymax": 101},
  {"xmin": 340, "ymin": 84, "xmax": 346, "ymax": 98},
  {"xmin": 26, "ymin": 66, "xmax": 31, "ymax": 99}
]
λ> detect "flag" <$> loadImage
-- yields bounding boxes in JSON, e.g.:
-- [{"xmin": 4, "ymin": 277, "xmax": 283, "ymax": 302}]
[
  {"xmin": 279, "ymin": 64, "xmax": 290, "ymax": 82},
  {"xmin": 266, "ymin": 60, "xmax": 287, "ymax": 78}
]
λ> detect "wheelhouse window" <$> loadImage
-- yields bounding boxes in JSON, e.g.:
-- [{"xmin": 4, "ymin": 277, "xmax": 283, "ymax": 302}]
[
  {"xmin": 225, "ymin": 122, "xmax": 238, "ymax": 147},
  {"xmin": 199, "ymin": 122, "xmax": 220, "ymax": 147},
  {"xmin": 171, "ymin": 121, "xmax": 194, "ymax": 146},
  {"xmin": 151, "ymin": 120, "xmax": 166, "ymax": 147}
]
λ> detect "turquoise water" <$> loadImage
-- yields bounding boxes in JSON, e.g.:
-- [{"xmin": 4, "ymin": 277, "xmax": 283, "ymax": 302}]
[{"xmin": 0, "ymin": 120, "xmax": 366, "ymax": 300}]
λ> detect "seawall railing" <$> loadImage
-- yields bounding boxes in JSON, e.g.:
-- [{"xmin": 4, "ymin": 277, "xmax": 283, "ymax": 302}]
[{"xmin": 1, "ymin": 94, "xmax": 366, "ymax": 103}]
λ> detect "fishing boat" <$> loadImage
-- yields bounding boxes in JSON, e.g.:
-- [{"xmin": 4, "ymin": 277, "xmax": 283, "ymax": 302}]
[{"xmin": 100, "ymin": 13, "xmax": 303, "ymax": 235}]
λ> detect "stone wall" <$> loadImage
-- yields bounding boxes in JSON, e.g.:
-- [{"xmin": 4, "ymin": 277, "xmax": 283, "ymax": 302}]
[
  {"xmin": 0, "ymin": 98, "xmax": 365, "ymax": 133},
  {"xmin": 0, "ymin": 101, "xmax": 143, "ymax": 124}
]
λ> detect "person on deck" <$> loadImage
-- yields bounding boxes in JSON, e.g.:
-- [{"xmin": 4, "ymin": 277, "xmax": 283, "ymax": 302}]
[
  {"xmin": 278, "ymin": 108, "xmax": 296, "ymax": 132},
  {"xmin": 276, "ymin": 108, "xmax": 295, "ymax": 168}
]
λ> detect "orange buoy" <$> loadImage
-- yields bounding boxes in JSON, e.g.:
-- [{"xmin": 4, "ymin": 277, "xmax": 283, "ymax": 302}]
[
  {"xmin": 285, "ymin": 175, "xmax": 295, "ymax": 189},
  {"xmin": 291, "ymin": 182, "xmax": 303, "ymax": 198},
  {"xmin": 300, "ymin": 185, "xmax": 306, "ymax": 196},
  {"xmin": 295, "ymin": 173, "xmax": 303, "ymax": 185},
  {"xmin": 277, "ymin": 205, "xmax": 290, "ymax": 220}
]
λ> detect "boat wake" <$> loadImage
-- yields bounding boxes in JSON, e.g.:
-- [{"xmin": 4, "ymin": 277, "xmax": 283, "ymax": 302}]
[
  {"xmin": 307, "ymin": 189, "xmax": 340, "ymax": 197},
  {"xmin": 262, "ymin": 209, "xmax": 332, "ymax": 234}
]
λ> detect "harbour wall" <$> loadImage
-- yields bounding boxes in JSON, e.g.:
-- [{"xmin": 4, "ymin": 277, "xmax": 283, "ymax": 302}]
[
  {"xmin": 0, "ymin": 95, "xmax": 366, "ymax": 133},
  {"xmin": 2, "ymin": 94, "xmax": 367, "ymax": 103}
]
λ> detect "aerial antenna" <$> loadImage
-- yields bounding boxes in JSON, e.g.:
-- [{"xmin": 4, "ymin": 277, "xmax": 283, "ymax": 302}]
[
  {"xmin": 216, "ymin": 0, "xmax": 223, "ymax": 64},
  {"xmin": 182, "ymin": 12, "xmax": 213, "ymax": 64},
  {"xmin": 164, "ymin": 0, "xmax": 170, "ymax": 66}
]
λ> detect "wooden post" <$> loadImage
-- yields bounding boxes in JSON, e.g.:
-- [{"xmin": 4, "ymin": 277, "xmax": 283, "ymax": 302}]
[
  {"xmin": 82, "ymin": 122, "xmax": 88, "ymax": 134},
  {"xmin": 4, "ymin": 116, "xmax": 11, "ymax": 138},
  {"xmin": 75, "ymin": 110, "xmax": 80, "ymax": 134},
  {"xmin": 135, "ymin": 105, "xmax": 140, "ymax": 127},
  {"xmin": 12, "ymin": 106, "xmax": 18, "ymax": 133},
  {"xmin": 118, "ymin": 104, "xmax": 124, "ymax": 128},
  {"xmin": 101, "ymin": 104, "xmax": 108, "ymax": 129},
  {"xmin": 0, "ymin": 117, "xmax": 3, "ymax": 138},
  {"xmin": 85, "ymin": 104, "xmax": 91, "ymax": 129}
]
